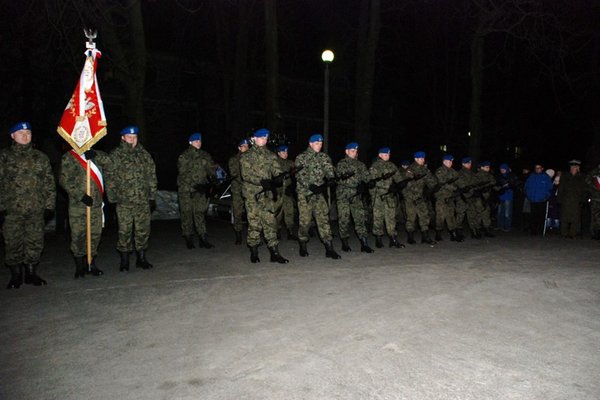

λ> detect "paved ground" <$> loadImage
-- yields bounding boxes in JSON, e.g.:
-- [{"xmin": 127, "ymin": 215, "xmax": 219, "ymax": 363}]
[{"xmin": 1, "ymin": 219, "xmax": 599, "ymax": 400}]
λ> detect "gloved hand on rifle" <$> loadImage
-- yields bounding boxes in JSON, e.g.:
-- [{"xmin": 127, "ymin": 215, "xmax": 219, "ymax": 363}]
[
  {"xmin": 309, "ymin": 183, "xmax": 327, "ymax": 194},
  {"xmin": 356, "ymin": 181, "xmax": 369, "ymax": 195},
  {"xmin": 260, "ymin": 179, "xmax": 275, "ymax": 191},
  {"xmin": 272, "ymin": 174, "xmax": 284, "ymax": 187}
]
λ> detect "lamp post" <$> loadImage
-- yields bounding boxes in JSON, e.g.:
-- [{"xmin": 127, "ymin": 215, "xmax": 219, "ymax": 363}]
[{"xmin": 321, "ymin": 49, "xmax": 334, "ymax": 153}]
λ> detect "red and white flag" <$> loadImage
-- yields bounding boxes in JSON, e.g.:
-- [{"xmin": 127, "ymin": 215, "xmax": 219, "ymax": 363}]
[{"xmin": 57, "ymin": 44, "xmax": 107, "ymax": 154}]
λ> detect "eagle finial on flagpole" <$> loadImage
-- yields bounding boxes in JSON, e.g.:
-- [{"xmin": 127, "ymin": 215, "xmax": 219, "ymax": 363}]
[{"xmin": 84, "ymin": 28, "xmax": 97, "ymax": 51}]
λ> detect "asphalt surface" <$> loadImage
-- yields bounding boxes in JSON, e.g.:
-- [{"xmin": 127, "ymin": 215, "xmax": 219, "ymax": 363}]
[{"xmin": 1, "ymin": 219, "xmax": 599, "ymax": 400}]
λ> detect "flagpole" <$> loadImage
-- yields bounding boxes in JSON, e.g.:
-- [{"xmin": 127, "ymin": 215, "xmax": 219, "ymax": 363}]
[{"xmin": 86, "ymin": 160, "xmax": 92, "ymax": 267}]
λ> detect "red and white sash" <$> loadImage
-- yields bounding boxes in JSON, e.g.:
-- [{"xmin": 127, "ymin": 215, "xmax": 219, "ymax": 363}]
[
  {"xmin": 594, "ymin": 176, "xmax": 600, "ymax": 191},
  {"xmin": 69, "ymin": 150, "xmax": 104, "ymax": 196}
]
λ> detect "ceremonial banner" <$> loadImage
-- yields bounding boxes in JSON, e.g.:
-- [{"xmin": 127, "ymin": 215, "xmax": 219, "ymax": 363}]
[{"xmin": 57, "ymin": 43, "xmax": 107, "ymax": 154}]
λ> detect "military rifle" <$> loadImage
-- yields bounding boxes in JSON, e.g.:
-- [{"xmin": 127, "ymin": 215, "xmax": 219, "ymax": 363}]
[
  {"xmin": 379, "ymin": 172, "xmax": 427, "ymax": 200},
  {"xmin": 254, "ymin": 166, "xmax": 304, "ymax": 201},
  {"xmin": 306, "ymin": 171, "xmax": 355, "ymax": 200}
]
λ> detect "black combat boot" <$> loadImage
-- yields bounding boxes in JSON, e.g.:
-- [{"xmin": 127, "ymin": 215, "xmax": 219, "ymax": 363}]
[
  {"xmin": 184, "ymin": 235, "xmax": 195, "ymax": 249},
  {"xmin": 389, "ymin": 235, "xmax": 405, "ymax": 248},
  {"xmin": 119, "ymin": 251, "xmax": 130, "ymax": 272},
  {"xmin": 407, "ymin": 231, "xmax": 416, "ymax": 245},
  {"xmin": 6, "ymin": 264, "xmax": 22, "ymax": 289},
  {"xmin": 299, "ymin": 241, "xmax": 309, "ymax": 257},
  {"xmin": 324, "ymin": 241, "xmax": 341, "ymax": 259},
  {"xmin": 359, "ymin": 237, "xmax": 374, "ymax": 253},
  {"xmin": 136, "ymin": 250, "xmax": 153, "ymax": 269},
  {"xmin": 87, "ymin": 258, "xmax": 104, "ymax": 276},
  {"xmin": 421, "ymin": 230, "xmax": 436, "ymax": 245},
  {"xmin": 435, "ymin": 230, "xmax": 443, "ymax": 241},
  {"xmin": 249, "ymin": 246, "xmax": 260, "ymax": 263},
  {"xmin": 24, "ymin": 263, "xmax": 47, "ymax": 286},
  {"xmin": 198, "ymin": 235, "xmax": 215, "ymax": 249},
  {"xmin": 456, "ymin": 229, "xmax": 466, "ymax": 241},
  {"xmin": 74, "ymin": 256, "xmax": 86, "ymax": 279},
  {"xmin": 471, "ymin": 229, "xmax": 482, "ymax": 239},
  {"xmin": 450, "ymin": 230, "xmax": 463, "ymax": 242},
  {"xmin": 234, "ymin": 230, "xmax": 242, "ymax": 245},
  {"xmin": 375, "ymin": 236, "xmax": 384, "ymax": 248},
  {"xmin": 341, "ymin": 238, "xmax": 351, "ymax": 252},
  {"xmin": 268, "ymin": 245, "xmax": 289, "ymax": 264},
  {"xmin": 286, "ymin": 228, "xmax": 298, "ymax": 241},
  {"xmin": 483, "ymin": 227, "xmax": 495, "ymax": 238}
]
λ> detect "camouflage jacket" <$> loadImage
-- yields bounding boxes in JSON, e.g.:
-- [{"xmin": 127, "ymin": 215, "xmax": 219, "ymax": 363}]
[
  {"xmin": 474, "ymin": 170, "xmax": 496, "ymax": 200},
  {"xmin": 585, "ymin": 167, "xmax": 600, "ymax": 200},
  {"xmin": 295, "ymin": 147, "xmax": 335, "ymax": 197},
  {"xmin": 177, "ymin": 146, "xmax": 215, "ymax": 195},
  {"xmin": 60, "ymin": 150, "xmax": 110, "ymax": 207},
  {"xmin": 277, "ymin": 157, "xmax": 295, "ymax": 190},
  {"xmin": 107, "ymin": 141, "xmax": 157, "ymax": 205},
  {"xmin": 402, "ymin": 163, "xmax": 437, "ymax": 201},
  {"xmin": 368, "ymin": 158, "xmax": 398, "ymax": 197},
  {"xmin": 434, "ymin": 165, "xmax": 459, "ymax": 200},
  {"xmin": 228, "ymin": 153, "xmax": 243, "ymax": 193},
  {"xmin": 0, "ymin": 142, "xmax": 55, "ymax": 212},
  {"xmin": 239, "ymin": 145, "xmax": 282, "ymax": 198},
  {"xmin": 336, "ymin": 156, "xmax": 369, "ymax": 199},
  {"xmin": 456, "ymin": 167, "xmax": 477, "ymax": 199}
]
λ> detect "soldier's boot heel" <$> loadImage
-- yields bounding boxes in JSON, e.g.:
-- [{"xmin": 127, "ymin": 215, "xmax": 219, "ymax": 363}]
[
  {"xmin": 359, "ymin": 237, "xmax": 374, "ymax": 253},
  {"xmin": 299, "ymin": 241, "xmax": 309, "ymax": 257},
  {"xmin": 407, "ymin": 232, "xmax": 416, "ymax": 245},
  {"xmin": 421, "ymin": 231, "xmax": 437, "ymax": 245},
  {"xmin": 249, "ymin": 246, "xmax": 260, "ymax": 263},
  {"xmin": 456, "ymin": 229, "xmax": 466, "ymax": 241},
  {"xmin": 119, "ymin": 251, "xmax": 130, "ymax": 272},
  {"xmin": 389, "ymin": 235, "xmax": 405, "ymax": 248},
  {"xmin": 6, "ymin": 264, "xmax": 22, "ymax": 289},
  {"xmin": 269, "ymin": 246, "xmax": 289, "ymax": 264},
  {"xmin": 341, "ymin": 238, "xmax": 351, "ymax": 252},
  {"xmin": 88, "ymin": 258, "xmax": 104, "ymax": 276},
  {"xmin": 73, "ymin": 256, "xmax": 86, "ymax": 279},
  {"xmin": 324, "ymin": 241, "xmax": 341, "ymax": 260},
  {"xmin": 234, "ymin": 231, "xmax": 242, "ymax": 245},
  {"xmin": 24, "ymin": 263, "xmax": 47, "ymax": 286},
  {"xmin": 184, "ymin": 236, "xmax": 195, "ymax": 249},
  {"xmin": 375, "ymin": 236, "xmax": 384, "ymax": 248},
  {"xmin": 136, "ymin": 250, "xmax": 153, "ymax": 270},
  {"xmin": 435, "ymin": 230, "xmax": 444, "ymax": 241},
  {"xmin": 199, "ymin": 235, "xmax": 215, "ymax": 249}
]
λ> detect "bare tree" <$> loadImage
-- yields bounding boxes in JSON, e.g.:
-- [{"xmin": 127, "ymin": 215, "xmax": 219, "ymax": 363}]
[{"xmin": 264, "ymin": 0, "xmax": 280, "ymax": 133}]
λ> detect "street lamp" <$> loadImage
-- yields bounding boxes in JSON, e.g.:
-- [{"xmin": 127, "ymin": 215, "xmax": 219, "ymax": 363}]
[{"xmin": 321, "ymin": 49, "xmax": 334, "ymax": 153}]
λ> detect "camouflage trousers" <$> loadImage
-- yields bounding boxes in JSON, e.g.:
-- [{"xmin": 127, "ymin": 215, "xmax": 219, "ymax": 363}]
[
  {"xmin": 337, "ymin": 195, "xmax": 368, "ymax": 239},
  {"xmin": 372, "ymin": 195, "xmax": 397, "ymax": 236},
  {"xmin": 456, "ymin": 197, "xmax": 480, "ymax": 231},
  {"xmin": 276, "ymin": 193, "xmax": 296, "ymax": 230},
  {"xmin": 179, "ymin": 192, "xmax": 209, "ymax": 237},
  {"xmin": 68, "ymin": 203, "xmax": 103, "ymax": 258},
  {"xmin": 435, "ymin": 197, "xmax": 458, "ymax": 231},
  {"xmin": 116, "ymin": 203, "xmax": 151, "ymax": 252},
  {"xmin": 2, "ymin": 209, "xmax": 45, "ymax": 265},
  {"xmin": 404, "ymin": 198, "xmax": 431, "ymax": 232},
  {"xmin": 245, "ymin": 194, "xmax": 279, "ymax": 247},
  {"xmin": 474, "ymin": 198, "xmax": 492, "ymax": 229},
  {"xmin": 298, "ymin": 194, "xmax": 332, "ymax": 242},
  {"xmin": 231, "ymin": 189, "xmax": 245, "ymax": 232},
  {"xmin": 590, "ymin": 199, "xmax": 600, "ymax": 233}
]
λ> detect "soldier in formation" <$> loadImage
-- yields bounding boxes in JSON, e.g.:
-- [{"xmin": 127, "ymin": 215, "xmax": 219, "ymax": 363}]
[
  {"xmin": 433, "ymin": 154, "xmax": 463, "ymax": 242},
  {"xmin": 1, "ymin": 122, "xmax": 55, "ymax": 288},
  {"xmin": 403, "ymin": 151, "xmax": 437, "ymax": 245},
  {"xmin": 107, "ymin": 126, "xmax": 157, "ymax": 271},
  {"xmin": 228, "ymin": 138, "xmax": 249, "ymax": 244},
  {"xmin": 275, "ymin": 145, "xmax": 298, "ymax": 241}
]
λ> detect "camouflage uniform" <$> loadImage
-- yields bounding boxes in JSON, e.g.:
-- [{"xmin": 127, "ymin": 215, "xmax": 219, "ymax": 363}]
[
  {"xmin": 473, "ymin": 169, "xmax": 496, "ymax": 233},
  {"xmin": 275, "ymin": 156, "xmax": 297, "ymax": 234},
  {"xmin": 336, "ymin": 155, "xmax": 370, "ymax": 240},
  {"xmin": 369, "ymin": 158, "xmax": 399, "ymax": 237},
  {"xmin": 60, "ymin": 150, "xmax": 110, "ymax": 258},
  {"xmin": 239, "ymin": 145, "xmax": 282, "ymax": 248},
  {"xmin": 455, "ymin": 166, "xmax": 480, "ymax": 236},
  {"xmin": 228, "ymin": 152, "xmax": 245, "ymax": 234},
  {"xmin": 402, "ymin": 163, "xmax": 437, "ymax": 238},
  {"xmin": 434, "ymin": 165, "xmax": 459, "ymax": 233},
  {"xmin": 295, "ymin": 147, "xmax": 336, "ymax": 244},
  {"xmin": 108, "ymin": 141, "xmax": 157, "ymax": 253},
  {"xmin": 177, "ymin": 146, "xmax": 215, "ymax": 240},
  {"xmin": 585, "ymin": 166, "xmax": 600, "ymax": 238},
  {"xmin": 0, "ymin": 142, "xmax": 55, "ymax": 268}
]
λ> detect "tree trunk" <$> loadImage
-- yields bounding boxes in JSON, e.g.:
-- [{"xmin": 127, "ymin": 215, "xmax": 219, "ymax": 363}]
[
  {"xmin": 264, "ymin": 0, "xmax": 280, "ymax": 132},
  {"xmin": 127, "ymin": 0, "xmax": 147, "ymax": 141},
  {"xmin": 468, "ymin": 25, "xmax": 484, "ymax": 162}
]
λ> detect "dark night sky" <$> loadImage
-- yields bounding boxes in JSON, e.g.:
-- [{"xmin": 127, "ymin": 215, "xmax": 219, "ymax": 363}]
[{"xmin": 1, "ymin": 0, "xmax": 600, "ymax": 178}]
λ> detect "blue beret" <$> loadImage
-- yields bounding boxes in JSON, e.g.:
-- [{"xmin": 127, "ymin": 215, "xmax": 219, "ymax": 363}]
[
  {"xmin": 188, "ymin": 132, "xmax": 202, "ymax": 142},
  {"xmin": 9, "ymin": 121, "xmax": 32, "ymax": 134},
  {"xmin": 400, "ymin": 160, "xmax": 410, "ymax": 166},
  {"xmin": 414, "ymin": 151, "xmax": 426, "ymax": 159},
  {"xmin": 120, "ymin": 125, "xmax": 139, "ymax": 135},
  {"xmin": 378, "ymin": 147, "xmax": 391, "ymax": 154},
  {"xmin": 345, "ymin": 142, "xmax": 359, "ymax": 150},
  {"xmin": 499, "ymin": 163, "xmax": 509, "ymax": 170},
  {"xmin": 442, "ymin": 154, "xmax": 454, "ymax": 161},
  {"xmin": 309, "ymin": 134, "xmax": 323, "ymax": 143},
  {"xmin": 276, "ymin": 145, "xmax": 288, "ymax": 152},
  {"xmin": 238, "ymin": 138, "xmax": 250, "ymax": 146},
  {"xmin": 479, "ymin": 161, "xmax": 491, "ymax": 167},
  {"xmin": 254, "ymin": 128, "xmax": 270, "ymax": 138},
  {"xmin": 462, "ymin": 157, "xmax": 472, "ymax": 164}
]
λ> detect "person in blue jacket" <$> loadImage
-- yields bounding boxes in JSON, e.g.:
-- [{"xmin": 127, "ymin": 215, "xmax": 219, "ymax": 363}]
[
  {"xmin": 524, "ymin": 163, "xmax": 553, "ymax": 235},
  {"xmin": 496, "ymin": 163, "xmax": 519, "ymax": 232}
]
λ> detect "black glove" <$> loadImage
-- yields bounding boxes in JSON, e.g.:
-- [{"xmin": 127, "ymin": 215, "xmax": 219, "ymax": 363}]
[
  {"xmin": 367, "ymin": 180, "xmax": 376, "ymax": 189},
  {"xmin": 388, "ymin": 182, "xmax": 400, "ymax": 194},
  {"xmin": 194, "ymin": 183, "xmax": 209, "ymax": 194},
  {"xmin": 309, "ymin": 183, "xmax": 326, "ymax": 194},
  {"xmin": 284, "ymin": 185, "xmax": 295, "ymax": 197},
  {"xmin": 44, "ymin": 209, "xmax": 55, "ymax": 222},
  {"xmin": 357, "ymin": 182, "xmax": 368, "ymax": 195},
  {"xmin": 272, "ymin": 175, "xmax": 284, "ymax": 187},
  {"xmin": 149, "ymin": 199, "xmax": 156, "ymax": 212},
  {"xmin": 81, "ymin": 194, "xmax": 93, "ymax": 207},
  {"xmin": 260, "ymin": 179, "xmax": 274, "ymax": 191},
  {"xmin": 84, "ymin": 149, "xmax": 96, "ymax": 160}
]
